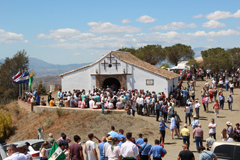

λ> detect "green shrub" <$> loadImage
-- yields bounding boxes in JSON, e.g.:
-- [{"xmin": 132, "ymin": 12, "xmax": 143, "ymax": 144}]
[
  {"xmin": 56, "ymin": 108, "xmax": 63, "ymax": 117},
  {"xmin": 0, "ymin": 112, "xmax": 12, "ymax": 139}
]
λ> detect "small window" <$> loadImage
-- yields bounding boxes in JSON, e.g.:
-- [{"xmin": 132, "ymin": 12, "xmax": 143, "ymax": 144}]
[
  {"xmin": 214, "ymin": 145, "xmax": 234, "ymax": 159},
  {"xmin": 234, "ymin": 146, "xmax": 240, "ymax": 160}
]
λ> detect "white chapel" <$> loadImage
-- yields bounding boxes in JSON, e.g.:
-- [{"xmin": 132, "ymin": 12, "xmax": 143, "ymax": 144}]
[{"xmin": 59, "ymin": 51, "xmax": 180, "ymax": 96}]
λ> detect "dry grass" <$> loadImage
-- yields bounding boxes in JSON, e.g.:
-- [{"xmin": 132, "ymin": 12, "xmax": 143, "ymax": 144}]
[{"xmin": 2, "ymin": 102, "xmax": 156, "ymax": 144}]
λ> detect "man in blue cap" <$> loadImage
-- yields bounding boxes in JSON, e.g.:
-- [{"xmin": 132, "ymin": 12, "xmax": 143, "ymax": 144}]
[{"xmin": 57, "ymin": 132, "xmax": 71, "ymax": 143}]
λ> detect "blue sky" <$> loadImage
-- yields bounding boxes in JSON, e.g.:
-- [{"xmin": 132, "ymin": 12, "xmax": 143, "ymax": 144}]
[{"xmin": 0, "ymin": 0, "xmax": 240, "ymax": 64}]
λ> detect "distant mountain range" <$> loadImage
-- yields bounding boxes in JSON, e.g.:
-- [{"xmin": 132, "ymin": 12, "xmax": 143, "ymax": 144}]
[{"xmin": 0, "ymin": 57, "xmax": 90, "ymax": 77}]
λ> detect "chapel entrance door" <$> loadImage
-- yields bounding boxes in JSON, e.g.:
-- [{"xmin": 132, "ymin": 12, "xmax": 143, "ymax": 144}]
[{"xmin": 103, "ymin": 77, "xmax": 121, "ymax": 92}]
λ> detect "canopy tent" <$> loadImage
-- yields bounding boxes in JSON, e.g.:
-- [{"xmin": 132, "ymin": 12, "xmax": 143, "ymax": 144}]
[{"xmin": 170, "ymin": 61, "xmax": 190, "ymax": 70}]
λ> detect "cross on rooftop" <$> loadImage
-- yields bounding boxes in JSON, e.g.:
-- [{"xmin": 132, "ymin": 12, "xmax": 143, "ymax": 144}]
[
  {"xmin": 112, "ymin": 60, "xmax": 120, "ymax": 70},
  {"xmin": 101, "ymin": 60, "xmax": 108, "ymax": 70},
  {"xmin": 107, "ymin": 53, "xmax": 114, "ymax": 64}
]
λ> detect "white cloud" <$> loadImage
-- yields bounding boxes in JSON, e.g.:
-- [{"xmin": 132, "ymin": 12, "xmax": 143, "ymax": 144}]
[
  {"xmin": 207, "ymin": 39, "xmax": 218, "ymax": 43},
  {"xmin": 202, "ymin": 20, "xmax": 226, "ymax": 28},
  {"xmin": 187, "ymin": 29, "xmax": 240, "ymax": 37},
  {"xmin": 136, "ymin": 15, "xmax": 158, "ymax": 23},
  {"xmin": 206, "ymin": 9, "xmax": 240, "ymax": 20},
  {"xmin": 121, "ymin": 19, "xmax": 131, "ymax": 23},
  {"xmin": 37, "ymin": 28, "xmax": 95, "ymax": 42},
  {"xmin": 87, "ymin": 22, "xmax": 141, "ymax": 33},
  {"xmin": 0, "ymin": 29, "xmax": 28, "ymax": 44},
  {"xmin": 149, "ymin": 22, "xmax": 197, "ymax": 30},
  {"xmin": 192, "ymin": 14, "xmax": 203, "ymax": 18},
  {"xmin": 73, "ymin": 52, "xmax": 82, "ymax": 56},
  {"xmin": 236, "ymin": 26, "xmax": 240, "ymax": 30}
]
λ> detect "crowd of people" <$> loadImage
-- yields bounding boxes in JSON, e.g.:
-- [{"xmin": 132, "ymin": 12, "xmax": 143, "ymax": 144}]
[{"xmin": 10, "ymin": 68, "xmax": 240, "ymax": 160}]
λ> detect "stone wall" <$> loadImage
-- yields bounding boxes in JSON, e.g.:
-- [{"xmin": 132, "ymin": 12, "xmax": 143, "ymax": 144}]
[{"xmin": 18, "ymin": 99, "xmax": 125, "ymax": 114}]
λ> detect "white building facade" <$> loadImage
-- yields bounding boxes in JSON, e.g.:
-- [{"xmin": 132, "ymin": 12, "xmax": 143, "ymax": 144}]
[{"xmin": 59, "ymin": 51, "xmax": 180, "ymax": 96}]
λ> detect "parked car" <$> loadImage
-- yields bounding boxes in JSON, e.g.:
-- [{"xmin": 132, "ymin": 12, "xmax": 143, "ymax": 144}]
[
  {"xmin": 211, "ymin": 141, "xmax": 240, "ymax": 160},
  {"xmin": 3, "ymin": 139, "xmax": 52, "ymax": 160},
  {"xmin": 0, "ymin": 144, "xmax": 7, "ymax": 160}
]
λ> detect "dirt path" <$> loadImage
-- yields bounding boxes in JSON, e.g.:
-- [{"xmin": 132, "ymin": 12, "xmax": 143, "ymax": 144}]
[{"xmin": 134, "ymin": 78, "xmax": 240, "ymax": 159}]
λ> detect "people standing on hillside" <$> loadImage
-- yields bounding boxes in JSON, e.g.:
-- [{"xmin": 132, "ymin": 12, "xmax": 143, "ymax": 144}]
[
  {"xmin": 213, "ymin": 100, "xmax": 220, "ymax": 118},
  {"xmin": 48, "ymin": 91, "xmax": 52, "ymax": 105},
  {"xmin": 148, "ymin": 139, "xmax": 167, "ymax": 160},
  {"xmin": 212, "ymin": 87, "xmax": 218, "ymax": 102},
  {"xmin": 139, "ymin": 138, "xmax": 152, "ymax": 160},
  {"xmin": 68, "ymin": 135, "xmax": 84, "ymax": 160},
  {"xmin": 177, "ymin": 144, "xmax": 195, "ymax": 160},
  {"xmin": 17, "ymin": 143, "xmax": 32, "ymax": 160},
  {"xmin": 185, "ymin": 104, "xmax": 191, "ymax": 126},
  {"xmin": 170, "ymin": 115, "xmax": 178, "ymax": 139},
  {"xmin": 198, "ymin": 146, "xmax": 217, "ymax": 160},
  {"xmin": 226, "ymin": 121, "xmax": 233, "ymax": 137},
  {"xmin": 85, "ymin": 133, "xmax": 98, "ymax": 160},
  {"xmin": 47, "ymin": 133, "xmax": 55, "ymax": 145},
  {"xmin": 193, "ymin": 124, "xmax": 203, "ymax": 153},
  {"xmin": 5, "ymin": 144, "xmax": 27, "ymax": 160},
  {"xmin": 229, "ymin": 81, "xmax": 234, "ymax": 94},
  {"xmin": 136, "ymin": 133, "xmax": 144, "ymax": 145},
  {"xmin": 106, "ymin": 137, "xmax": 122, "ymax": 160},
  {"xmin": 120, "ymin": 132, "xmax": 140, "ymax": 160},
  {"xmin": 227, "ymin": 94, "xmax": 233, "ymax": 111},
  {"xmin": 37, "ymin": 127, "xmax": 44, "ymax": 140},
  {"xmin": 57, "ymin": 132, "xmax": 71, "ymax": 143},
  {"xmin": 103, "ymin": 136, "xmax": 112, "ymax": 160},
  {"xmin": 180, "ymin": 124, "xmax": 190, "ymax": 148},
  {"xmin": 98, "ymin": 137, "xmax": 106, "ymax": 160},
  {"xmin": 218, "ymin": 92, "xmax": 225, "ymax": 110},
  {"xmin": 159, "ymin": 119, "xmax": 169, "ymax": 144},
  {"xmin": 208, "ymin": 119, "xmax": 217, "ymax": 140},
  {"xmin": 108, "ymin": 126, "xmax": 118, "ymax": 138},
  {"xmin": 194, "ymin": 99, "xmax": 200, "ymax": 119},
  {"xmin": 39, "ymin": 141, "xmax": 49, "ymax": 160},
  {"xmin": 221, "ymin": 129, "xmax": 228, "ymax": 141}
]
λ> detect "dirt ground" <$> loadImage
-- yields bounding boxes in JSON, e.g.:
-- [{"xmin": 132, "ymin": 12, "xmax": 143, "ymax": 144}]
[{"xmin": 3, "ymin": 78, "xmax": 240, "ymax": 160}]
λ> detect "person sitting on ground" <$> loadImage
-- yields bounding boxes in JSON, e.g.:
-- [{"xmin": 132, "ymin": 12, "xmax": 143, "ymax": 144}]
[
  {"xmin": 89, "ymin": 97, "xmax": 95, "ymax": 109},
  {"xmin": 41, "ymin": 97, "xmax": 46, "ymax": 106},
  {"xmin": 198, "ymin": 146, "xmax": 217, "ymax": 160},
  {"xmin": 59, "ymin": 97, "xmax": 64, "ymax": 107},
  {"xmin": 116, "ymin": 99, "xmax": 123, "ymax": 109},
  {"xmin": 49, "ymin": 98, "xmax": 56, "ymax": 106}
]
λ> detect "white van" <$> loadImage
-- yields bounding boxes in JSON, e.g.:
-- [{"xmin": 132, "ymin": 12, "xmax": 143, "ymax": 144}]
[{"xmin": 211, "ymin": 141, "xmax": 240, "ymax": 160}]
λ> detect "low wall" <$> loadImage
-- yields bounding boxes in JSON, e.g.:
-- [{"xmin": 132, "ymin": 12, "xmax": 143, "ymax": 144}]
[{"xmin": 18, "ymin": 99, "xmax": 125, "ymax": 114}]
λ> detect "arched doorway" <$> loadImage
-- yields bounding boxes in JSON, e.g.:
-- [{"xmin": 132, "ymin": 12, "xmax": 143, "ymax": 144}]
[{"xmin": 103, "ymin": 77, "xmax": 121, "ymax": 91}]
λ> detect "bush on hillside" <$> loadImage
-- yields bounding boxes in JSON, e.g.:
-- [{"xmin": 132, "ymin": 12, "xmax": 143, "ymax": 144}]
[{"xmin": 0, "ymin": 112, "xmax": 12, "ymax": 139}]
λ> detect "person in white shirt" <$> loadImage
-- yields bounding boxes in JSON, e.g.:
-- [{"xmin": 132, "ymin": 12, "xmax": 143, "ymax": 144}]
[
  {"xmin": 120, "ymin": 132, "xmax": 140, "ymax": 160},
  {"xmin": 5, "ymin": 144, "xmax": 27, "ymax": 160},
  {"xmin": 106, "ymin": 137, "xmax": 122, "ymax": 160},
  {"xmin": 208, "ymin": 118, "xmax": 217, "ymax": 140},
  {"xmin": 89, "ymin": 97, "xmax": 95, "ymax": 109},
  {"xmin": 139, "ymin": 96, "xmax": 144, "ymax": 115},
  {"xmin": 194, "ymin": 99, "xmax": 201, "ymax": 119},
  {"xmin": 85, "ymin": 133, "xmax": 98, "ymax": 160},
  {"xmin": 184, "ymin": 104, "xmax": 191, "ymax": 125}
]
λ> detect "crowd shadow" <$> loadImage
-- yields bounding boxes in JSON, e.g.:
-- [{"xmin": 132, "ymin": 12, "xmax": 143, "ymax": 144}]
[
  {"xmin": 164, "ymin": 142, "xmax": 177, "ymax": 145},
  {"xmin": 198, "ymin": 116, "xmax": 208, "ymax": 121},
  {"xmin": 217, "ymin": 116, "xmax": 226, "ymax": 118}
]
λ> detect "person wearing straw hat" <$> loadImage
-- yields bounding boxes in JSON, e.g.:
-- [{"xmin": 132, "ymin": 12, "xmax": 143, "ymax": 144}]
[
  {"xmin": 226, "ymin": 121, "xmax": 233, "ymax": 137},
  {"xmin": 103, "ymin": 136, "xmax": 113, "ymax": 160},
  {"xmin": 180, "ymin": 124, "xmax": 190, "ymax": 148},
  {"xmin": 194, "ymin": 99, "xmax": 200, "ymax": 119},
  {"xmin": 227, "ymin": 93, "xmax": 233, "ymax": 111}
]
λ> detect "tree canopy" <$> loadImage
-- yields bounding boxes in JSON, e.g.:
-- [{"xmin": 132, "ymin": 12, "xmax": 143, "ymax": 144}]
[
  {"xmin": 0, "ymin": 50, "xmax": 29, "ymax": 100},
  {"xmin": 164, "ymin": 43, "xmax": 195, "ymax": 66},
  {"xmin": 201, "ymin": 47, "xmax": 232, "ymax": 72},
  {"xmin": 118, "ymin": 45, "xmax": 165, "ymax": 65},
  {"xmin": 226, "ymin": 47, "xmax": 240, "ymax": 70}
]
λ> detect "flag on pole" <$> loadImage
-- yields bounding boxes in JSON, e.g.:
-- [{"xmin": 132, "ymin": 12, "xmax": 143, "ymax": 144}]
[
  {"xmin": 12, "ymin": 72, "xmax": 30, "ymax": 84},
  {"xmin": 29, "ymin": 71, "xmax": 33, "ymax": 89},
  {"xmin": 12, "ymin": 71, "xmax": 22, "ymax": 82},
  {"xmin": 48, "ymin": 142, "xmax": 66, "ymax": 160}
]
